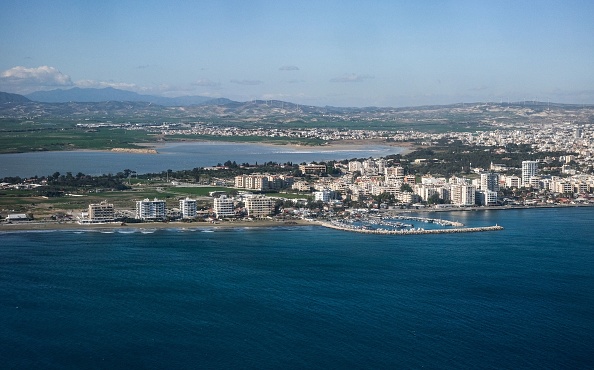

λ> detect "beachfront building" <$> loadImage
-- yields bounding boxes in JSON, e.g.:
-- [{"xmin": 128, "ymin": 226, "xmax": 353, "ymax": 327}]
[
  {"xmin": 213, "ymin": 195, "xmax": 235, "ymax": 218},
  {"xmin": 450, "ymin": 184, "xmax": 476, "ymax": 206},
  {"xmin": 135, "ymin": 198, "xmax": 166, "ymax": 220},
  {"xmin": 179, "ymin": 197, "xmax": 197, "ymax": 219},
  {"xmin": 245, "ymin": 195, "xmax": 275, "ymax": 218},
  {"xmin": 88, "ymin": 201, "xmax": 115, "ymax": 222},
  {"xmin": 476, "ymin": 190, "xmax": 498, "ymax": 206},
  {"xmin": 480, "ymin": 172, "xmax": 500, "ymax": 192},
  {"xmin": 5, "ymin": 213, "xmax": 30, "ymax": 222}
]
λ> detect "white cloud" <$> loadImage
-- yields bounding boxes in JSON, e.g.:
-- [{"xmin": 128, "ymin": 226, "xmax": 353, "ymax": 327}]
[
  {"xmin": 230, "ymin": 79, "xmax": 263, "ymax": 86},
  {"xmin": 75, "ymin": 79, "xmax": 139, "ymax": 90},
  {"xmin": 0, "ymin": 66, "xmax": 73, "ymax": 93},
  {"xmin": 279, "ymin": 65, "xmax": 299, "ymax": 71},
  {"xmin": 192, "ymin": 78, "xmax": 220, "ymax": 87},
  {"xmin": 330, "ymin": 73, "xmax": 374, "ymax": 83}
]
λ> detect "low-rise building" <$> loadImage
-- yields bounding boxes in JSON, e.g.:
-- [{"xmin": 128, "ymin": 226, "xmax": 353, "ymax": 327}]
[
  {"xmin": 299, "ymin": 163, "xmax": 326, "ymax": 175},
  {"xmin": 88, "ymin": 201, "xmax": 115, "ymax": 222}
]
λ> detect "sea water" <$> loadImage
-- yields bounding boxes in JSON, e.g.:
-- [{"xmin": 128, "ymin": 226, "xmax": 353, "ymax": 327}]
[{"xmin": 1, "ymin": 207, "xmax": 593, "ymax": 369}]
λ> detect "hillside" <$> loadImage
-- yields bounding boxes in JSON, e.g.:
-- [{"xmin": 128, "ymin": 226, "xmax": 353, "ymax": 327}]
[
  {"xmin": 0, "ymin": 91, "xmax": 30, "ymax": 103},
  {"xmin": 26, "ymin": 87, "xmax": 214, "ymax": 106}
]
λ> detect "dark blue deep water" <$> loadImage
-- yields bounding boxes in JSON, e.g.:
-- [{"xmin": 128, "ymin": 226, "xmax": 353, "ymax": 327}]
[{"xmin": 1, "ymin": 207, "xmax": 594, "ymax": 369}]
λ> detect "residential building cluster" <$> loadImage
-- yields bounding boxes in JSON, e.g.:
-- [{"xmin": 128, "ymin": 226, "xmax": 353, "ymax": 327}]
[
  {"xmin": 76, "ymin": 193, "xmax": 278, "ymax": 224},
  {"xmin": 294, "ymin": 158, "xmax": 594, "ymax": 208}
]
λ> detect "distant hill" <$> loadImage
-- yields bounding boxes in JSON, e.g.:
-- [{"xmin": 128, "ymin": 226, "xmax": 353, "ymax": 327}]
[
  {"xmin": 26, "ymin": 87, "xmax": 219, "ymax": 106},
  {"xmin": 0, "ymin": 91, "xmax": 30, "ymax": 103}
]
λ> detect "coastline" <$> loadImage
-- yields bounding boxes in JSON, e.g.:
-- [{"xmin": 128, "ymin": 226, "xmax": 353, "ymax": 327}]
[
  {"xmin": 3, "ymin": 204, "xmax": 592, "ymax": 234},
  {"xmin": 0, "ymin": 218, "xmax": 311, "ymax": 233}
]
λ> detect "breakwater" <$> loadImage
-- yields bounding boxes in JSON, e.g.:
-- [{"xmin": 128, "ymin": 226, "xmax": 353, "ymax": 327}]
[{"xmin": 318, "ymin": 220, "xmax": 503, "ymax": 235}]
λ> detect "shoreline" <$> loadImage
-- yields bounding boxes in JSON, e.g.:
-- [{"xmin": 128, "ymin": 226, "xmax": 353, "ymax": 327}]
[
  {"xmin": 3, "ymin": 204, "xmax": 593, "ymax": 234},
  {"xmin": 0, "ymin": 219, "xmax": 311, "ymax": 232},
  {"xmin": 0, "ymin": 139, "xmax": 414, "ymax": 157}
]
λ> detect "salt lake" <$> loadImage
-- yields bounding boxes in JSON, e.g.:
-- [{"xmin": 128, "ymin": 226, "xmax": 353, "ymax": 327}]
[{"xmin": 0, "ymin": 141, "xmax": 406, "ymax": 178}]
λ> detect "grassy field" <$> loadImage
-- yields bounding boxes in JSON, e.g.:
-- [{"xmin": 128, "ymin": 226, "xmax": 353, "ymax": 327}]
[{"xmin": 0, "ymin": 120, "xmax": 155, "ymax": 153}]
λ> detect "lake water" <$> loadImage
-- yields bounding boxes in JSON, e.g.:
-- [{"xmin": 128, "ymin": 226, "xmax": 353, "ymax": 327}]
[
  {"xmin": 1, "ymin": 207, "xmax": 593, "ymax": 369},
  {"xmin": 0, "ymin": 142, "xmax": 405, "ymax": 178}
]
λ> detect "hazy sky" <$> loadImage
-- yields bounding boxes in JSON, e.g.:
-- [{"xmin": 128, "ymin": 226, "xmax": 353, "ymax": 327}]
[{"xmin": 1, "ymin": 0, "xmax": 593, "ymax": 107}]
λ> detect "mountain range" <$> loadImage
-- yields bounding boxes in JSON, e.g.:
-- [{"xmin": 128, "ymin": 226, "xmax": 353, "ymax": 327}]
[
  {"xmin": 2, "ymin": 89, "xmax": 593, "ymax": 127},
  {"xmin": 24, "ymin": 87, "xmax": 231, "ymax": 106}
]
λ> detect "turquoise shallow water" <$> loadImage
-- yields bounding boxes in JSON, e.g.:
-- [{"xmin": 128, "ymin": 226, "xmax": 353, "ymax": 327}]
[{"xmin": 1, "ymin": 207, "xmax": 594, "ymax": 369}]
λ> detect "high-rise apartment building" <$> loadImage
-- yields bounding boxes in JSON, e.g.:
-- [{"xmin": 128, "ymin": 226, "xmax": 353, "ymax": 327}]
[{"xmin": 522, "ymin": 161, "xmax": 538, "ymax": 187}]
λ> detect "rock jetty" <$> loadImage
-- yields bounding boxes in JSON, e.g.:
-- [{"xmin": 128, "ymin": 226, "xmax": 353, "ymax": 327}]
[{"xmin": 317, "ymin": 220, "xmax": 503, "ymax": 235}]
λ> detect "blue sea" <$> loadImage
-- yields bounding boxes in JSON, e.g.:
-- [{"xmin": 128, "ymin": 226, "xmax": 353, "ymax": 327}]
[{"xmin": 1, "ymin": 207, "xmax": 594, "ymax": 369}]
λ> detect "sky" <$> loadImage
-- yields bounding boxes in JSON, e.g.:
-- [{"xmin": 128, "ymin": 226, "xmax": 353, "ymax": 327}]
[{"xmin": 1, "ymin": 0, "xmax": 593, "ymax": 107}]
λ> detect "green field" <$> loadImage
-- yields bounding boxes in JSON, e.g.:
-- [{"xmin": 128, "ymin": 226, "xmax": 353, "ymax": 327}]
[{"xmin": 0, "ymin": 119, "xmax": 155, "ymax": 153}]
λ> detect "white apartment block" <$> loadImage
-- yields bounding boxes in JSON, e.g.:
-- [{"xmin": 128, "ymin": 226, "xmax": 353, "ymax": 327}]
[
  {"xmin": 213, "ymin": 195, "xmax": 235, "ymax": 218},
  {"xmin": 504, "ymin": 175, "xmax": 521, "ymax": 188},
  {"xmin": 451, "ymin": 184, "xmax": 476, "ymax": 206},
  {"xmin": 136, "ymin": 198, "xmax": 166, "ymax": 220},
  {"xmin": 348, "ymin": 161, "xmax": 362, "ymax": 172},
  {"xmin": 385, "ymin": 166, "xmax": 404, "ymax": 178},
  {"xmin": 522, "ymin": 161, "xmax": 538, "ymax": 187},
  {"xmin": 179, "ymin": 197, "xmax": 197, "ymax": 219},
  {"xmin": 415, "ymin": 184, "xmax": 439, "ymax": 202},
  {"xmin": 314, "ymin": 189, "xmax": 333, "ymax": 202}
]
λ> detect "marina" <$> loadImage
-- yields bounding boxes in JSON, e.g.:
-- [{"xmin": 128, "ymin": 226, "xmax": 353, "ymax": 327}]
[{"xmin": 317, "ymin": 219, "xmax": 502, "ymax": 235}]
